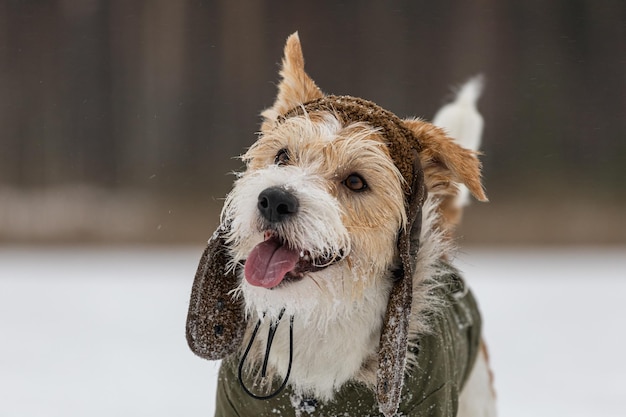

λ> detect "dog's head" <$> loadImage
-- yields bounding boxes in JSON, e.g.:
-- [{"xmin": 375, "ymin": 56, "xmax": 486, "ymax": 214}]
[
  {"xmin": 187, "ymin": 32, "xmax": 486, "ymax": 413},
  {"xmin": 225, "ymin": 105, "xmax": 411, "ymax": 320}
]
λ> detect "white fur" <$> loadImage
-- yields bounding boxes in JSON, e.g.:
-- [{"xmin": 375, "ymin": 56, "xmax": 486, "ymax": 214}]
[
  {"xmin": 252, "ymin": 276, "xmax": 393, "ymax": 399},
  {"xmin": 433, "ymin": 76, "xmax": 485, "ymax": 207},
  {"xmin": 407, "ymin": 194, "xmax": 455, "ymax": 342},
  {"xmin": 458, "ymin": 347, "xmax": 498, "ymax": 417}
]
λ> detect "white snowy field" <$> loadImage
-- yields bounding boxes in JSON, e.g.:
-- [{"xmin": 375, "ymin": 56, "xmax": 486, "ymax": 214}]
[{"xmin": 0, "ymin": 246, "xmax": 625, "ymax": 417}]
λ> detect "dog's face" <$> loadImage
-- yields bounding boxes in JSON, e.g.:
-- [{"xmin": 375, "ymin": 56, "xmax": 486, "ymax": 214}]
[
  {"xmin": 224, "ymin": 114, "xmax": 406, "ymax": 320},
  {"xmin": 221, "ymin": 33, "xmax": 486, "ymax": 323}
]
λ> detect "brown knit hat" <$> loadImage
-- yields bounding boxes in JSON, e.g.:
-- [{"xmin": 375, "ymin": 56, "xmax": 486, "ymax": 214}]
[
  {"xmin": 282, "ymin": 95, "xmax": 422, "ymax": 192},
  {"xmin": 186, "ymin": 95, "xmax": 427, "ymax": 417}
]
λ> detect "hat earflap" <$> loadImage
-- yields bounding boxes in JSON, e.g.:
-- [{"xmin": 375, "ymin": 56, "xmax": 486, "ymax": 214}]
[
  {"xmin": 186, "ymin": 222, "xmax": 247, "ymax": 360},
  {"xmin": 376, "ymin": 152, "xmax": 427, "ymax": 417}
]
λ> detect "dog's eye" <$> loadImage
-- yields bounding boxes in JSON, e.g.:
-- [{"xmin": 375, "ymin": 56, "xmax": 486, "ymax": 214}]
[
  {"xmin": 343, "ymin": 174, "xmax": 367, "ymax": 192},
  {"xmin": 274, "ymin": 149, "xmax": 290, "ymax": 166}
]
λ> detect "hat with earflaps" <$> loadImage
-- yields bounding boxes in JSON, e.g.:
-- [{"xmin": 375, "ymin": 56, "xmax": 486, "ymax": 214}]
[{"xmin": 186, "ymin": 32, "xmax": 433, "ymax": 417}]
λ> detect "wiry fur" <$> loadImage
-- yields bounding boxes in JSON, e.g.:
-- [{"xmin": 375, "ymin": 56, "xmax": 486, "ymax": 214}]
[
  {"xmin": 221, "ymin": 32, "xmax": 495, "ymax": 414},
  {"xmin": 224, "ymin": 115, "xmax": 406, "ymax": 323}
]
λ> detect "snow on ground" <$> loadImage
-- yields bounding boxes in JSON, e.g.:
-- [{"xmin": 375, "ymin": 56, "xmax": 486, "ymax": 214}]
[
  {"xmin": 458, "ymin": 248, "xmax": 626, "ymax": 417},
  {"xmin": 0, "ymin": 246, "xmax": 624, "ymax": 416}
]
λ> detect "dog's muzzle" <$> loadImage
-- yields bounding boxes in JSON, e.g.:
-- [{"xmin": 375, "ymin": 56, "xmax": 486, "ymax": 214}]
[{"xmin": 243, "ymin": 186, "xmax": 345, "ymax": 289}]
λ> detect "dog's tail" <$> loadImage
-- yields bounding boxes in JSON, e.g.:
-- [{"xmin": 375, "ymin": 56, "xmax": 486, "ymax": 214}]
[{"xmin": 433, "ymin": 75, "xmax": 485, "ymax": 207}]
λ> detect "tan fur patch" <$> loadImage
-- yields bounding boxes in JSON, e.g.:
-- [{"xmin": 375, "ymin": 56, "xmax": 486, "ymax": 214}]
[
  {"xmin": 403, "ymin": 118, "xmax": 487, "ymax": 238},
  {"xmin": 260, "ymin": 32, "xmax": 323, "ymax": 131}
]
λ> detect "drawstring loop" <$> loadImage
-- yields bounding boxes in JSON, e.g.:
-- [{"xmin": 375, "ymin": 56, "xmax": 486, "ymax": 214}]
[{"xmin": 238, "ymin": 309, "xmax": 294, "ymax": 400}]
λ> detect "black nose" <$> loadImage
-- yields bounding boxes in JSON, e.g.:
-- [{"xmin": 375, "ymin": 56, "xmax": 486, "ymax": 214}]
[{"xmin": 257, "ymin": 187, "xmax": 299, "ymax": 223}]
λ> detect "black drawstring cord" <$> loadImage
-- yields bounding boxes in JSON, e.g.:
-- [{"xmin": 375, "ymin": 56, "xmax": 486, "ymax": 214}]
[
  {"xmin": 238, "ymin": 309, "xmax": 294, "ymax": 400},
  {"xmin": 261, "ymin": 309, "xmax": 284, "ymax": 376}
]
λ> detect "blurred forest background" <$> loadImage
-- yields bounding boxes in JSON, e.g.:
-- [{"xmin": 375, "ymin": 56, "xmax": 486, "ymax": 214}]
[{"xmin": 0, "ymin": 0, "xmax": 624, "ymax": 246}]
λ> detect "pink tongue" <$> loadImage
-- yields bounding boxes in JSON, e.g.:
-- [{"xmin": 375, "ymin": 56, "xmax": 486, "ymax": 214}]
[{"xmin": 244, "ymin": 237, "xmax": 300, "ymax": 288}]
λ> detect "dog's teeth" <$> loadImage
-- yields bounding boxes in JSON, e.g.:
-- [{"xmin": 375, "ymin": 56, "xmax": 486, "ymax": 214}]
[{"xmin": 298, "ymin": 251, "xmax": 311, "ymax": 261}]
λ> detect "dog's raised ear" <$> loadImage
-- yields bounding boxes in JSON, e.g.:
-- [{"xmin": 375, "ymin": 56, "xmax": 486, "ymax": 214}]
[
  {"xmin": 403, "ymin": 118, "xmax": 487, "ymax": 202},
  {"xmin": 261, "ymin": 32, "xmax": 324, "ymax": 131}
]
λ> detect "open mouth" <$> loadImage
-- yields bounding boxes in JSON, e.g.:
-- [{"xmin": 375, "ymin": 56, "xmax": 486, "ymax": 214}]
[{"xmin": 243, "ymin": 231, "xmax": 344, "ymax": 289}]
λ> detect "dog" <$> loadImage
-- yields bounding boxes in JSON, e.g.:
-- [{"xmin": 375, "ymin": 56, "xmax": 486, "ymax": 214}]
[{"xmin": 187, "ymin": 32, "xmax": 497, "ymax": 417}]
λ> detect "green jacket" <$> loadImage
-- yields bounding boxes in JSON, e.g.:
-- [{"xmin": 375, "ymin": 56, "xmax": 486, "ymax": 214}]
[{"xmin": 214, "ymin": 272, "xmax": 482, "ymax": 417}]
